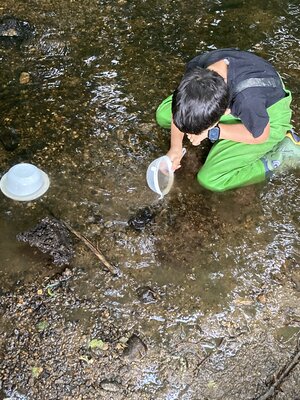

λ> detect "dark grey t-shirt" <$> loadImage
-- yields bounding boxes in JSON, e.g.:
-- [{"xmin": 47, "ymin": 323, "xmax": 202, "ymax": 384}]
[{"xmin": 186, "ymin": 48, "xmax": 286, "ymax": 137}]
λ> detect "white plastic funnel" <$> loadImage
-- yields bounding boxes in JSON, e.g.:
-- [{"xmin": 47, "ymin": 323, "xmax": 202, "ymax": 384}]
[{"xmin": 0, "ymin": 163, "xmax": 50, "ymax": 201}]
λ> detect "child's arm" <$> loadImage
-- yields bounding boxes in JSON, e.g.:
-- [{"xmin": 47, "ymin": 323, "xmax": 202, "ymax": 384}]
[
  {"xmin": 166, "ymin": 120, "xmax": 185, "ymax": 170},
  {"xmin": 219, "ymin": 122, "xmax": 270, "ymax": 144}
]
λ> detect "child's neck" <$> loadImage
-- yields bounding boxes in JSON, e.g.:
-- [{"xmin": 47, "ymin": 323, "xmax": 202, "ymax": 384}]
[{"xmin": 207, "ymin": 60, "xmax": 228, "ymax": 82}]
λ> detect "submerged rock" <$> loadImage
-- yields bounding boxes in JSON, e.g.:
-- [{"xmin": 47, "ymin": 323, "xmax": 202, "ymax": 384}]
[
  {"xmin": 137, "ymin": 286, "xmax": 159, "ymax": 304},
  {"xmin": 128, "ymin": 206, "xmax": 155, "ymax": 230},
  {"xmin": 16, "ymin": 217, "xmax": 74, "ymax": 266},
  {"xmin": 123, "ymin": 334, "xmax": 147, "ymax": 360},
  {"xmin": 0, "ymin": 126, "xmax": 20, "ymax": 151},
  {"xmin": 0, "ymin": 16, "xmax": 34, "ymax": 46},
  {"xmin": 19, "ymin": 72, "xmax": 31, "ymax": 84}
]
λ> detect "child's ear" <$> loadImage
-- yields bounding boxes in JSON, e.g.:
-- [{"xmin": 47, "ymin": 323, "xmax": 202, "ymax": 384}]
[{"xmin": 224, "ymin": 108, "xmax": 231, "ymax": 115}]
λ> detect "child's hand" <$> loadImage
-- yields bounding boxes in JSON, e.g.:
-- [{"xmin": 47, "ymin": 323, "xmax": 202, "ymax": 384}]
[
  {"xmin": 167, "ymin": 148, "xmax": 184, "ymax": 171},
  {"xmin": 186, "ymin": 129, "xmax": 208, "ymax": 146}
]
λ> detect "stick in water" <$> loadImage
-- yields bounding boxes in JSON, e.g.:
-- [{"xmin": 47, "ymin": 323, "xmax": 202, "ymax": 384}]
[{"xmin": 62, "ymin": 220, "xmax": 119, "ymax": 276}]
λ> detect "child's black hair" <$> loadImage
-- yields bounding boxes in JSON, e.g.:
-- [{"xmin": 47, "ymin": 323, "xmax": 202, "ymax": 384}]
[{"xmin": 172, "ymin": 67, "xmax": 230, "ymax": 134}]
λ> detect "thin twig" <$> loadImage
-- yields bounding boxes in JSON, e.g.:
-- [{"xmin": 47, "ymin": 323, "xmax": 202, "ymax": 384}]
[
  {"xmin": 62, "ymin": 220, "xmax": 119, "ymax": 276},
  {"xmin": 255, "ymin": 347, "xmax": 300, "ymax": 400},
  {"xmin": 195, "ymin": 337, "xmax": 225, "ymax": 371}
]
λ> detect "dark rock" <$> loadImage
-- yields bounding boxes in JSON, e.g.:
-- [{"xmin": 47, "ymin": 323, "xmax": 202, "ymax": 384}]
[
  {"xmin": 137, "ymin": 286, "xmax": 158, "ymax": 304},
  {"xmin": 128, "ymin": 206, "xmax": 155, "ymax": 230},
  {"xmin": 0, "ymin": 126, "xmax": 20, "ymax": 151},
  {"xmin": 0, "ymin": 16, "xmax": 34, "ymax": 46},
  {"xmin": 16, "ymin": 217, "xmax": 74, "ymax": 266}
]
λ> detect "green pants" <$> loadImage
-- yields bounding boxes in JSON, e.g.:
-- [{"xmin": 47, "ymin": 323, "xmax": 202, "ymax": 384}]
[{"xmin": 155, "ymin": 91, "xmax": 292, "ymax": 191}]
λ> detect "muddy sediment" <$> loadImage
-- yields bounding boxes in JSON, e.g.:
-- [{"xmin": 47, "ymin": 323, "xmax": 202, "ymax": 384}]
[{"xmin": 1, "ymin": 250, "xmax": 300, "ymax": 399}]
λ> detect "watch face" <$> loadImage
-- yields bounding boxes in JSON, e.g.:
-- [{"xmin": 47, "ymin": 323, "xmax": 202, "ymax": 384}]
[{"xmin": 208, "ymin": 126, "xmax": 220, "ymax": 141}]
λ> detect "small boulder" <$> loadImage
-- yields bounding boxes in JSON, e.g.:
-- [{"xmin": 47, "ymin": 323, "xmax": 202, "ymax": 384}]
[
  {"xmin": 128, "ymin": 206, "xmax": 155, "ymax": 230},
  {"xmin": 123, "ymin": 334, "xmax": 147, "ymax": 360}
]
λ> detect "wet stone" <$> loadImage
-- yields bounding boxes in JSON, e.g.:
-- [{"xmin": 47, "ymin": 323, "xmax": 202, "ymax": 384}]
[
  {"xmin": 0, "ymin": 126, "xmax": 20, "ymax": 151},
  {"xmin": 137, "ymin": 286, "xmax": 158, "ymax": 304},
  {"xmin": 87, "ymin": 214, "xmax": 104, "ymax": 224},
  {"xmin": 100, "ymin": 380, "xmax": 122, "ymax": 392},
  {"xmin": 0, "ymin": 16, "xmax": 34, "ymax": 46},
  {"xmin": 123, "ymin": 334, "xmax": 147, "ymax": 360},
  {"xmin": 128, "ymin": 206, "xmax": 155, "ymax": 230},
  {"xmin": 2, "ymin": 389, "xmax": 28, "ymax": 399},
  {"xmin": 19, "ymin": 72, "xmax": 31, "ymax": 84},
  {"xmin": 16, "ymin": 217, "xmax": 75, "ymax": 266}
]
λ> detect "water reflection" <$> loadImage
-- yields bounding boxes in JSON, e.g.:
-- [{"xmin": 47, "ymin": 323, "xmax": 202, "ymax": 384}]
[{"xmin": 0, "ymin": 0, "xmax": 299, "ymax": 361}]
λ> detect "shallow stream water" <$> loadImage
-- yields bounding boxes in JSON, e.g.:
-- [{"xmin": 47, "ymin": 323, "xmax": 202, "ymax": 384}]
[{"xmin": 0, "ymin": 1, "xmax": 300, "ymax": 398}]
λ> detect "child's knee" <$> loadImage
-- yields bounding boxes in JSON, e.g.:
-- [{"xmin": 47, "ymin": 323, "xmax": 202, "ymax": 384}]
[
  {"xmin": 156, "ymin": 107, "xmax": 171, "ymax": 129},
  {"xmin": 197, "ymin": 169, "xmax": 227, "ymax": 192}
]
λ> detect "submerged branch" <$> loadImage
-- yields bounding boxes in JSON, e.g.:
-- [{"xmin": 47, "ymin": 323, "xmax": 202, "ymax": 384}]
[
  {"xmin": 62, "ymin": 220, "xmax": 119, "ymax": 276},
  {"xmin": 255, "ymin": 339, "xmax": 300, "ymax": 400}
]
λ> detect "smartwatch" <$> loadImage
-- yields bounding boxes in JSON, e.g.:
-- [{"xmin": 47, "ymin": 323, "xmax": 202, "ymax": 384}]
[{"xmin": 208, "ymin": 126, "xmax": 220, "ymax": 142}]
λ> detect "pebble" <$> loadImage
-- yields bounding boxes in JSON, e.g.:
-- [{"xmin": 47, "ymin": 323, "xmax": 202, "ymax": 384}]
[
  {"xmin": 257, "ymin": 293, "xmax": 267, "ymax": 303},
  {"xmin": 19, "ymin": 72, "xmax": 30, "ymax": 84},
  {"xmin": 137, "ymin": 286, "xmax": 158, "ymax": 304},
  {"xmin": 100, "ymin": 380, "xmax": 121, "ymax": 392}
]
